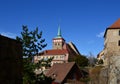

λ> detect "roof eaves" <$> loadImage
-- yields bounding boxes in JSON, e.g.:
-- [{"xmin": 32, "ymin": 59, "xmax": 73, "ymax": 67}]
[{"xmin": 104, "ymin": 27, "xmax": 120, "ymax": 38}]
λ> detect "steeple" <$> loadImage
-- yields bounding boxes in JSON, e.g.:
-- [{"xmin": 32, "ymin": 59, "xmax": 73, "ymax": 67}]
[
  {"xmin": 53, "ymin": 25, "xmax": 65, "ymax": 49},
  {"xmin": 56, "ymin": 25, "xmax": 62, "ymax": 38}
]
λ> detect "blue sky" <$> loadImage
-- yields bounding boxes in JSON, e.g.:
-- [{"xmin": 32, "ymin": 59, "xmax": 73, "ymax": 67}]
[{"xmin": 0, "ymin": 0, "xmax": 120, "ymax": 56}]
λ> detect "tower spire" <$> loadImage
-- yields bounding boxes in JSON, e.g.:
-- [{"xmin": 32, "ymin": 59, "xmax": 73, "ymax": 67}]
[{"xmin": 56, "ymin": 25, "xmax": 62, "ymax": 38}]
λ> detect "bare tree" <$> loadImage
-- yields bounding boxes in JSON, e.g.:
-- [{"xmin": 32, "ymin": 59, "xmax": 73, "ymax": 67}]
[{"xmin": 88, "ymin": 52, "xmax": 97, "ymax": 67}]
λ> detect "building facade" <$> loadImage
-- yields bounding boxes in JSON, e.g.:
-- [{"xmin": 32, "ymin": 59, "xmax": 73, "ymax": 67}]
[
  {"xmin": 97, "ymin": 50, "xmax": 104, "ymax": 64},
  {"xmin": 34, "ymin": 26, "xmax": 80, "ymax": 66}
]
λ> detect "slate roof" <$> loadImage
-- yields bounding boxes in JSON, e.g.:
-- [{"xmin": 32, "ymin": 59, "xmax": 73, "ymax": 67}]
[{"xmin": 45, "ymin": 62, "xmax": 75, "ymax": 83}]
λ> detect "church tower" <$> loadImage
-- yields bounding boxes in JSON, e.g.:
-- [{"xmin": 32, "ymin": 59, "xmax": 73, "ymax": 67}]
[{"xmin": 52, "ymin": 26, "xmax": 65, "ymax": 49}]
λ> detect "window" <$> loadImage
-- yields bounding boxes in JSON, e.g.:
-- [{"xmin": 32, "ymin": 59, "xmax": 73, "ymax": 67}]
[
  {"xmin": 119, "ymin": 30, "xmax": 120, "ymax": 35},
  {"xmin": 44, "ymin": 57, "xmax": 48, "ymax": 60},
  {"xmin": 118, "ymin": 40, "xmax": 120, "ymax": 46},
  {"xmin": 56, "ymin": 56, "xmax": 58, "ymax": 59}
]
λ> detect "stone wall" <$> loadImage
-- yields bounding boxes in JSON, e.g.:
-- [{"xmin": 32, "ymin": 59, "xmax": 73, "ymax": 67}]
[
  {"xmin": 89, "ymin": 56, "xmax": 120, "ymax": 84},
  {"xmin": 104, "ymin": 29, "xmax": 120, "ymax": 65},
  {"xmin": 108, "ymin": 56, "xmax": 120, "ymax": 84}
]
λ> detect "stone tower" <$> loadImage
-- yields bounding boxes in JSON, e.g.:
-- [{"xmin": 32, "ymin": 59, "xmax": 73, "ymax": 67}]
[
  {"xmin": 52, "ymin": 26, "xmax": 65, "ymax": 49},
  {"xmin": 104, "ymin": 18, "xmax": 120, "ymax": 65}
]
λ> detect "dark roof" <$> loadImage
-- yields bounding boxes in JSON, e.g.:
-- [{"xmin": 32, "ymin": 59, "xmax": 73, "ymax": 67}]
[
  {"xmin": 104, "ymin": 18, "xmax": 120, "ymax": 37},
  {"xmin": 0, "ymin": 35, "xmax": 21, "ymax": 43},
  {"xmin": 68, "ymin": 42, "xmax": 80, "ymax": 55},
  {"xmin": 45, "ymin": 62, "xmax": 75, "ymax": 83},
  {"xmin": 65, "ymin": 43, "xmax": 79, "ymax": 57}
]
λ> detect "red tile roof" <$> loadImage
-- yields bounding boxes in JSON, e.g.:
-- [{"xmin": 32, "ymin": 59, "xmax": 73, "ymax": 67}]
[
  {"xmin": 45, "ymin": 62, "xmax": 75, "ymax": 83},
  {"xmin": 39, "ymin": 49, "xmax": 69, "ymax": 55},
  {"xmin": 104, "ymin": 18, "xmax": 120, "ymax": 37},
  {"xmin": 109, "ymin": 18, "xmax": 120, "ymax": 28}
]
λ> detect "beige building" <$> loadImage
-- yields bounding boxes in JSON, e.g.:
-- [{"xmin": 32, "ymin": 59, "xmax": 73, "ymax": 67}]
[
  {"xmin": 97, "ymin": 50, "xmax": 104, "ymax": 63},
  {"xmin": 34, "ymin": 26, "xmax": 80, "ymax": 66},
  {"xmin": 104, "ymin": 18, "xmax": 120, "ymax": 65}
]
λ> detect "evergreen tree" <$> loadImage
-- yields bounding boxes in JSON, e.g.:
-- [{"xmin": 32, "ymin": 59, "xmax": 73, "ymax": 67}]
[
  {"xmin": 16, "ymin": 25, "xmax": 53, "ymax": 84},
  {"xmin": 69, "ymin": 55, "xmax": 89, "ymax": 67},
  {"xmin": 74, "ymin": 55, "xmax": 89, "ymax": 67}
]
